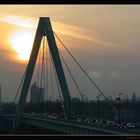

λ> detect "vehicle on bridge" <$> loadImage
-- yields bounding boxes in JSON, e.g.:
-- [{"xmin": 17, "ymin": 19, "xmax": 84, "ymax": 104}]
[{"xmin": 126, "ymin": 123, "xmax": 135, "ymax": 128}]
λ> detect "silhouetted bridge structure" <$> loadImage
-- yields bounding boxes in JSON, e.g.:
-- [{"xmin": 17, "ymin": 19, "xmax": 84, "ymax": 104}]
[{"xmin": 2, "ymin": 17, "xmax": 140, "ymax": 135}]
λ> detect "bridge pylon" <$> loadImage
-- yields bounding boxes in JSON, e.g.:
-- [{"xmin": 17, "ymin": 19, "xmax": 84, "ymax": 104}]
[{"xmin": 11, "ymin": 17, "xmax": 72, "ymax": 134}]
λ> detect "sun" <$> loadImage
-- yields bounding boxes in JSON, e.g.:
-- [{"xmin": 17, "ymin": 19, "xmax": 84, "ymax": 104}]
[{"xmin": 10, "ymin": 31, "xmax": 34, "ymax": 61}]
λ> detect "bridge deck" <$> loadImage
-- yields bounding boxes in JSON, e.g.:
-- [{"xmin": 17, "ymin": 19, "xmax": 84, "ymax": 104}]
[{"xmin": 3, "ymin": 114, "xmax": 140, "ymax": 135}]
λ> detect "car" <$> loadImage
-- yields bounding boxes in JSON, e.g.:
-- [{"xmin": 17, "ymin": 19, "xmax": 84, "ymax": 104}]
[
  {"xmin": 84, "ymin": 118, "xmax": 93, "ymax": 123},
  {"xmin": 77, "ymin": 118, "xmax": 82, "ymax": 122},
  {"xmin": 106, "ymin": 121, "xmax": 119, "ymax": 127},
  {"xmin": 126, "ymin": 123, "xmax": 135, "ymax": 128},
  {"xmin": 106, "ymin": 121, "xmax": 115, "ymax": 126},
  {"xmin": 95, "ymin": 120, "xmax": 104, "ymax": 126},
  {"xmin": 84, "ymin": 119, "xmax": 90, "ymax": 123},
  {"xmin": 99, "ymin": 121, "xmax": 104, "ymax": 126},
  {"xmin": 95, "ymin": 120, "xmax": 99, "ymax": 124},
  {"xmin": 119, "ymin": 123, "xmax": 126, "ymax": 128},
  {"xmin": 114, "ymin": 122, "xmax": 119, "ymax": 127}
]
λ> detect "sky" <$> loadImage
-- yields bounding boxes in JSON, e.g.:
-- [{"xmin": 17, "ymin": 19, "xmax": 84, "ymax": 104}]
[{"xmin": 0, "ymin": 5, "xmax": 140, "ymax": 102}]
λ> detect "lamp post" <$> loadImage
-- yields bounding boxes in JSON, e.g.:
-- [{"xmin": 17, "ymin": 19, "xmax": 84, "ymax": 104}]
[
  {"xmin": 109, "ymin": 96, "xmax": 112, "ymax": 101},
  {"xmin": 49, "ymin": 96, "xmax": 52, "ymax": 113},
  {"xmin": 118, "ymin": 93, "xmax": 124, "ymax": 126},
  {"xmin": 81, "ymin": 94, "xmax": 85, "ymax": 119},
  {"xmin": 97, "ymin": 94, "xmax": 101, "ymax": 122},
  {"xmin": 85, "ymin": 96, "xmax": 89, "ymax": 117},
  {"xmin": 125, "ymin": 95, "xmax": 128, "ymax": 122},
  {"xmin": 109, "ymin": 96, "xmax": 112, "ymax": 120}
]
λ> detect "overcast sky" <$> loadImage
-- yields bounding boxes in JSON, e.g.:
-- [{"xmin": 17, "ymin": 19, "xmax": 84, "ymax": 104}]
[{"xmin": 0, "ymin": 5, "xmax": 140, "ymax": 102}]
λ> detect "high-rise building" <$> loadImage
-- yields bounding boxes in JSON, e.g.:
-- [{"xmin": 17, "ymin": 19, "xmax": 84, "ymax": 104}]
[
  {"xmin": 131, "ymin": 91, "xmax": 136, "ymax": 102},
  {"xmin": 30, "ymin": 82, "xmax": 44, "ymax": 104}
]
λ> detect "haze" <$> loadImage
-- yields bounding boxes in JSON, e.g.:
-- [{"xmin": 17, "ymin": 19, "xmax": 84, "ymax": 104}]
[{"xmin": 0, "ymin": 5, "xmax": 140, "ymax": 102}]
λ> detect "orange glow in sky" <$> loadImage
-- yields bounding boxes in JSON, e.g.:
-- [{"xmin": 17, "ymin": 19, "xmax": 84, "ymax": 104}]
[{"xmin": 10, "ymin": 31, "xmax": 34, "ymax": 61}]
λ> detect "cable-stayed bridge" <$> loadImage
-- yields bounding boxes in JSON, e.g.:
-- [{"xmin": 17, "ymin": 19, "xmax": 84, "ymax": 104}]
[{"xmin": 1, "ymin": 17, "xmax": 140, "ymax": 135}]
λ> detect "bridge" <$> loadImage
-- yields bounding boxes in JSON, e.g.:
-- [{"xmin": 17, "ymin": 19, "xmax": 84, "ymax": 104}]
[
  {"xmin": 3, "ymin": 114, "xmax": 140, "ymax": 135},
  {"xmin": 2, "ymin": 17, "xmax": 140, "ymax": 135}
]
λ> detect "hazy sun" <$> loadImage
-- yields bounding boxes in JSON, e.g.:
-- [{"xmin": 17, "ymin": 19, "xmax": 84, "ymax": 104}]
[{"xmin": 10, "ymin": 31, "xmax": 34, "ymax": 61}]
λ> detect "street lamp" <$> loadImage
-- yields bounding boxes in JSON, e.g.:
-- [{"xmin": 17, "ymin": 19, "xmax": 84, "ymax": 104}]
[
  {"xmin": 108, "ymin": 96, "xmax": 112, "ymax": 120},
  {"xmin": 81, "ymin": 94, "xmax": 85, "ymax": 119},
  {"xmin": 97, "ymin": 94, "xmax": 101, "ymax": 122},
  {"xmin": 109, "ymin": 96, "xmax": 112, "ymax": 101},
  {"xmin": 125, "ymin": 95, "xmax": 129, "ymax": 122},
  {"xmin": 49, "ymin": 96, "xmax": 52, "ymax": 113},
  {"xmin": 118, "ymin": 93, "xmax": 124, "ymax": 126}
]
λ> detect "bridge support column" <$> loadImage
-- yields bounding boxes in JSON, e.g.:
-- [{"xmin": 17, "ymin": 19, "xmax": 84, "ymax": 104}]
[{"xmin": 11, "ymin": 17, "xmax": 72, "ymax": 134}]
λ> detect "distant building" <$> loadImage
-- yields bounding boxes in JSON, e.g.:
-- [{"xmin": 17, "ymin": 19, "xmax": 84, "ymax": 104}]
[
  {"xmin": 30, "ymin": 82, "xmax": 44, "ymax": 104},
  {"xmin": 114, "ymin": 109, "xmax": 135, "ymax": 121},
  {"xmin": 131, "ymin": 91, "xmax": 136, "ymax": 102},
  {"xmin": 137, "ymin": 97, "xmax": 140, "ymax": 102}
]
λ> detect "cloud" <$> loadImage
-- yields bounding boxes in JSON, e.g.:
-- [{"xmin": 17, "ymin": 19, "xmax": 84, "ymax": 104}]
[
  {"xmin": 0, "ymin": 16, "xmax": 37, "ymax": 28},
  {"xmin": 89, "ymin": 71, "xmax": 101, "ymax": 79},
  {"xmin": 53, "ymin": 21, "xmax": 115, "ymax": 46},
  {"xmin": 0, "ymin": 15, "xmax": 114, "ymax": 46}
]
